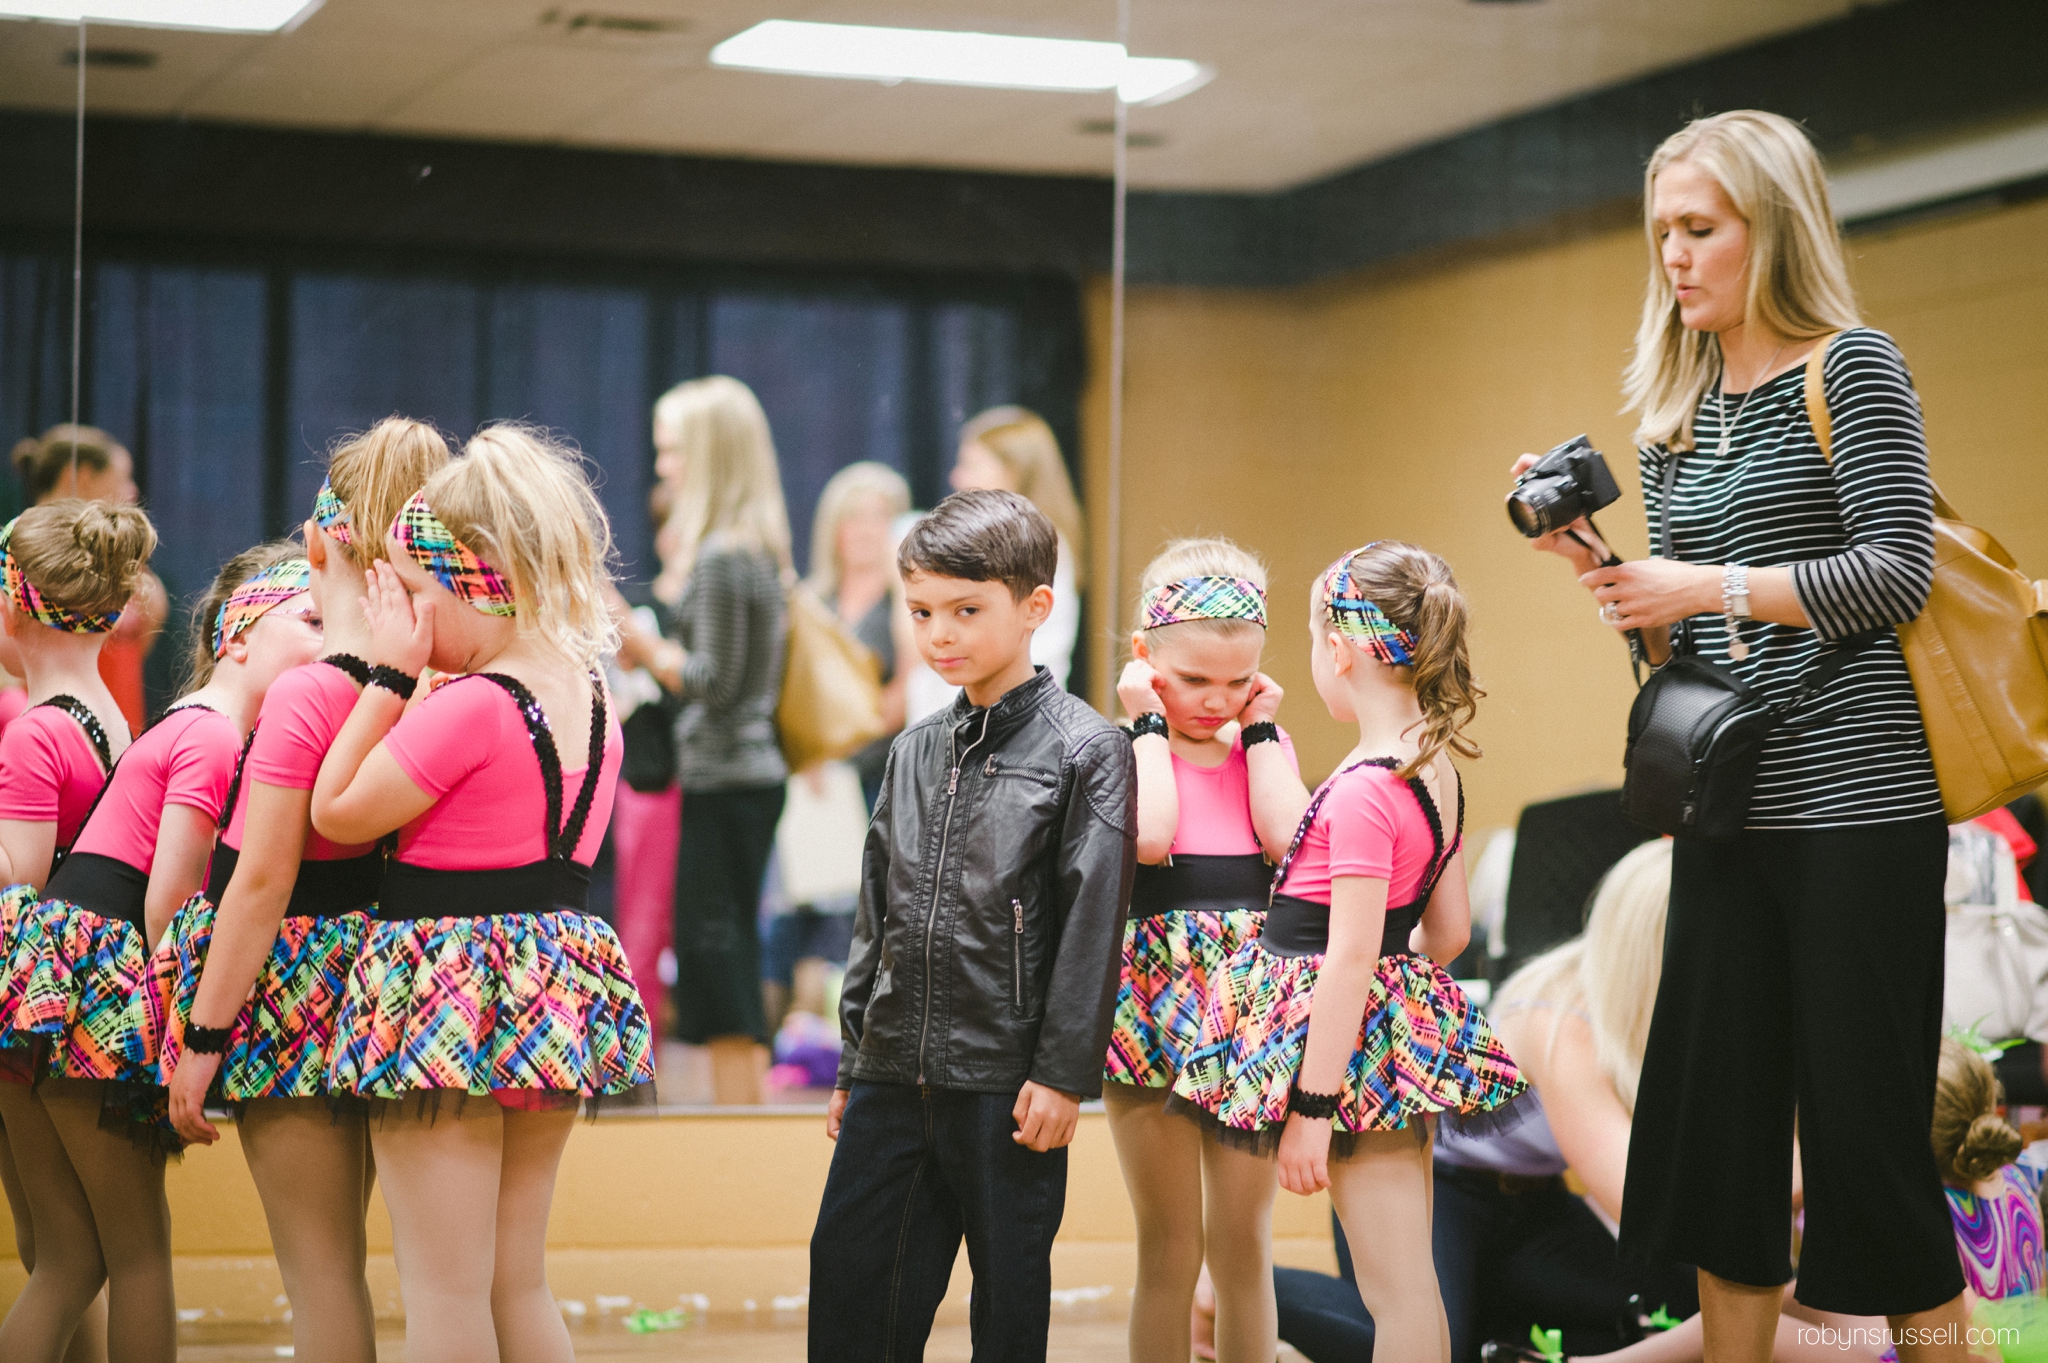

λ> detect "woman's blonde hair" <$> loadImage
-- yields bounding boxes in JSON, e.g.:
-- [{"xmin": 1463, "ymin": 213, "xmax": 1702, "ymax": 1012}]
[
  {"xmin": 653, "ymin": 376, "xmax": 792, "ymax": 585},
  {"xmin": 1496, "ymin": 838, "xmax": 1671, "ymax": 1115},
  {"xmin": 1933, "ymin": 1039, "xmax": 2024, "ymax": 1185},
  {"xmin": 1136, "ymin": 536, "xmax": 1267, "ymax": 647},
  {"xmin": 806, "ymin": 461, "xmax": 910, "ymax": 600},
  {"xmin": 180, "ymin": 539, "xmax": 305, "ymax": 692},
  {"xmin": 423, "ymin": 424, "xmax": 616, "ymax": 667},
  {"xmin": 10, "ymin": 499, "xmax": 156, "ymax": 618},
  {"xmin": 1329, "ymin": 541, "xmax": 1483, "ymax": 780},
  {"xmin": 960, "ymin": 406, "xmax": 1086, "ymax": 589},
  {"xmin": 1623, "ymin": 110, "xmax": 1862, "ymax": 450},
  {"xmin": 326, "ymin": 417, "xmax": 452, "ymax": 567}
]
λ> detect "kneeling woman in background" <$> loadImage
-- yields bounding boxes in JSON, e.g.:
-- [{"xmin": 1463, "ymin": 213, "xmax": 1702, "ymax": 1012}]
[{"xmin": 311, "ymin": 426, "xmax": 655, "ymax": 1362}]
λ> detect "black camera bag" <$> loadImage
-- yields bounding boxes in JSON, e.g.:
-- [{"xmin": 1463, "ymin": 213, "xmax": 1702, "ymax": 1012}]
[{"xmin": 1620, "ymin": 451, "xmax": 1870, "ymax": 841}]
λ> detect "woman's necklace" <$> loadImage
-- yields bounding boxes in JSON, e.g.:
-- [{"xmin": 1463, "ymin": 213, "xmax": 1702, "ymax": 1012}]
[{"xmin": 1714, "ymin": 342, "xmax": 1787, "ymax": 459}]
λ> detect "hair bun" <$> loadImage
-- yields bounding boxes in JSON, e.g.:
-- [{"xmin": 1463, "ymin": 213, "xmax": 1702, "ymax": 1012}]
[
  {"xmin": 1953, "ymin": 1111, "xmax": 2025, "ymax": 1183},
  {"xmin": 69, "ymin": 502, "xmax": 156, "ymax": 600},
  {"xmin": 10, "ymin": 437, "xmax": 39, "ymax": 477}
]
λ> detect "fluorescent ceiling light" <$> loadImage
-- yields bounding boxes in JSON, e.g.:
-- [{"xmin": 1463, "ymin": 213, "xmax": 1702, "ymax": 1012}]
[
  {"xmin": 711, "ymin": 20, "xmax": 1213, "ymax": 106},
  {"xmin": 0, "ymin": 0, "xmax": 322, "ymax": 32}
]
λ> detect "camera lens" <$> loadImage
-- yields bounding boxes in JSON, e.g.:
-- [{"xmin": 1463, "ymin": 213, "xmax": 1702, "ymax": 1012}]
[
  {"xmin": 1507, "ymin": 496, "xmax": 1543, "ymax": 537},
  {"xmin": 1508, "ymin": 480, "xmax": 1570, "ymax": 538}
]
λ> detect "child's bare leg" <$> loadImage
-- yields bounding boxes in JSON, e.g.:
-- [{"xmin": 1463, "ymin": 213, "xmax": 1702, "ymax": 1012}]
[
  {"xmin": 371, "ymin": 1099, "xmax": 503, "ymax": 1363},
  {"xmin": 1201, "ymin": 1133, "xmax": 1279, "ymax": 1363},
  {"xmin": 1329, "ymin": 1125, "xmax": 1445, "ymax": 1363},
  {"xmin": 1103, "ymin": 1083, "xmax": 1206, "ymax": 1363},
  {"xmin": 490, "ymin": 1108, "xmax": 577, "ymax": 1363},
  {"xmin": 239, "ymin": 1098, "xmax": 379, "ymax": 1363}
]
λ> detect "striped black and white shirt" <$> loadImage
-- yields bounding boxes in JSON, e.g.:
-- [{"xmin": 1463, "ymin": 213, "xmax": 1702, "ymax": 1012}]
[{"xmin": 1641, "ymin": 327, "xmax": 1941, "ymax": 830}]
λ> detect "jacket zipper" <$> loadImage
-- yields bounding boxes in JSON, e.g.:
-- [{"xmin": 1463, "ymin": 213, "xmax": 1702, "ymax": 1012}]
[
  {"xmin": 917, "ymin": 705, "xmax": 992, "ymax": 1084},
  {"xmin": 1011, "ymin": 898, "xmax": 1025, "ymax": 1010}
]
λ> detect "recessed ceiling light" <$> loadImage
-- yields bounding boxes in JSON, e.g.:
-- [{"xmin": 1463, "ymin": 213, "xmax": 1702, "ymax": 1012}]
[
  {"xmin": 0, "ymin": 0, "xmax": 323, "ymax": 33},
  {"xmin": 710, "ymin": 19, "xmax": 1213, "ymax": 106}
]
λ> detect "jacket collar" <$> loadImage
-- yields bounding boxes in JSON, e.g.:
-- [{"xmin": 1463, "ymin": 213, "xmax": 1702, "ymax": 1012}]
[{"xmin": 946, "ymin": 666, "xmax": 1057, "ymax": 745}]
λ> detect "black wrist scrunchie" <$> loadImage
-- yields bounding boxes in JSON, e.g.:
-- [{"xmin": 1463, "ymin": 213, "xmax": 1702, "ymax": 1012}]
[
  {"xmin": 366, "ymin": 664, "xmax": 418, "ymax": 701},
  {"xmin": 183, "ymin": 1024, "xmax": 232, "ymax": 1056},
  {"xmin": 1129, "ymin": 712, "xmax": 1169, "ymax": 741},
  {"xmin": 1288, "ymin": 1084, "xmax": 1341, "ymax": 1120}
]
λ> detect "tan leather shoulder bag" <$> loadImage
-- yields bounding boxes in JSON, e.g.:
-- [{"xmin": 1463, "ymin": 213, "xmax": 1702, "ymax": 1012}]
[{"xmin": 1805, "ymin": 333, "xmax": 2048, "ymax": 821}]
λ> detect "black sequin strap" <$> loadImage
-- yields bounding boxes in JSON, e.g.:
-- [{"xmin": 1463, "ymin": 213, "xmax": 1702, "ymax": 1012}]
[
  {"xmin": 35, "ymin": 694, "xmax": 113, "ymax": 773},
  {"xmin": 468, "ymin": 671, "xmax": 609, "ymax": 864}
]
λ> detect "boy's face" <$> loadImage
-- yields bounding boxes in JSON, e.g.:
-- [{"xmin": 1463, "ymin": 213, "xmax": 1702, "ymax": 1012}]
[{"xmin": 903, "ymin": 569, "xmax": 1053, "ymax": 703}]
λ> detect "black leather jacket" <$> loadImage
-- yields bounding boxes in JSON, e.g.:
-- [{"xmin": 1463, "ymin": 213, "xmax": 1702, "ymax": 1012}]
[{"xmin": 837, "ymin": 668, "xmax": 1137, "ymax": 1098}]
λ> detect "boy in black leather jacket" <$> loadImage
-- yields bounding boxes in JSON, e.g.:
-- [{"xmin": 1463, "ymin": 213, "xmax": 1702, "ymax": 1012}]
[{"xmin": 809, "ymin": 488, "xmax": 1137, "ymax": 1363}]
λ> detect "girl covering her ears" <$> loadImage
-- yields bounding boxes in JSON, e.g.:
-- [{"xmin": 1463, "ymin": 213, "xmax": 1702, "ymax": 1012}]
[
  {"xmin": 158, "ymin": 417, "xmax": 450, "ymax": 1363},
  {"xmin": 0, "ymin": 517, "xmax": 320, "ymax": 1363},
  {"xmin": 1172, "ymin": 540, "xmax": 1527, "ymax": 1363},
  {"xmin": 1107, "ymin": 537, "xmax": 1309, "ymax": 1363},
  {"xmin": 309, "ymin": 424, "xmax": 653, "ymax": 1362}
]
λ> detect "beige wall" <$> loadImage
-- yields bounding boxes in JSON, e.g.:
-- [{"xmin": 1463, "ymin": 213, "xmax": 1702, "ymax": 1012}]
[{"xmin": 1083, "ymin": 195, "xmax": 2048, "ymax": 836}]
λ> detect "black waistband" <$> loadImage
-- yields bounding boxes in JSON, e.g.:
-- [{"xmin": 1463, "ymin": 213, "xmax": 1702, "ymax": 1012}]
[
  {"xmin": 1259, "ymin": 893, "xmax": 1423, "ymax": 958},
  {"xmin": 1129, "ymin": 853, "xmax": 1272, "ymax": 919},
  {"xmin": 376, "ymin": 858, "xmax": 591, "ymax": 922},
  {"xmin": 205, "ymin": 843, "xmax": 383, "ymax": 920},
  {"xmin": 43, "ymin": 851, "xmax": 149, "ymax": 931}
]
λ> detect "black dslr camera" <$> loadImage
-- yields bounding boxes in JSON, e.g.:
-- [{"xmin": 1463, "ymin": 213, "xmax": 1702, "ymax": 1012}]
[{"xmin": 1506, "ymin": 435, "xmax": 1621, "ymax": 538}]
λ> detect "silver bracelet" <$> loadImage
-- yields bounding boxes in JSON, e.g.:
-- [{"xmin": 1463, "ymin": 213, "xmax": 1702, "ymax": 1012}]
[{"xmin": 1722, "ymin": 563, "xmax": 1752, "ymax": 660}]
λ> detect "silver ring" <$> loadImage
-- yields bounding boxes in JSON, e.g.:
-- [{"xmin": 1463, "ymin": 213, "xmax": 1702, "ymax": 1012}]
[{"xmin": 1599, "ymin": 604, "xmax": 1621, "ymax": 625}]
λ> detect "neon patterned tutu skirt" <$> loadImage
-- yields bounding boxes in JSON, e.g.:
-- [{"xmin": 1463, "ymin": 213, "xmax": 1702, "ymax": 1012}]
[
  {"xmin": 328, "ymin": 910, "xmax": 656, "ymax": 1111},
  {"xmin": 0, "ymin": 886, "xmax": 156, "ymax": 1085},
  {"xmin": 149, "ymin": 893, "xmax": 372, "ymax": 1100},
  {"xmin": 1104, "ymin": 907, "xmax": 1263, "ymax": 1089},
  {"xmin": 1169, "ymin": 942, "xmax": 1526, "ymax": 1155}
]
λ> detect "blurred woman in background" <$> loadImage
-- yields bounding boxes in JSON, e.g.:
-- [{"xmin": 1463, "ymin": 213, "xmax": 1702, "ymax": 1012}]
[
  {"xmin": 804, "ymin": 461, "xmax": 909, "ymax": 810},
  {"xmin": 12, "ymin": 427, "xmax": 166, "ymax": 736},
  {"xmin": 948, "ymin": 406, "xmax": 1084, "ymax": 690},
  {"xmin": 620, "ymin": 376, "xmax": 791, "ymax": 1106}
]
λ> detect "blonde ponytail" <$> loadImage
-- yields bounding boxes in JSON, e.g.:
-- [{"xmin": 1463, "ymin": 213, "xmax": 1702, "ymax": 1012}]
[{"xmin": 1334, "ymin": 541, "xmax": 1483, "ymax": 780}]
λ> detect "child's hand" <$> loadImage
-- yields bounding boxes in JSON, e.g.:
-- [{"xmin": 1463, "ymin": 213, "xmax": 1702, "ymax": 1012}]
[
  {"xmin": 1117, "ymin": 660, "xmax": 1165, "ymax": 721},
  {"xmin": 826, "ymin": 1087, "xmax": 848, "ymax": 1140},
  {"xmin": 364, "ymin": 560, "xmax": 433, "ymax": 676},
  {"xmin": 1277, "ymin": 1112, "xmax": 1331, "ymax": 1195},
  {"xmin": 1012, "ymin": 1080, "xmax": 1080, "ymax": 1151},
  {"xmin": 1239, "ymin": 673, "xmax": 1284, "ymax": 727},
  {"xmin": 167, "ymin": 1050, "xmax": 222, "ymax": 1147}
]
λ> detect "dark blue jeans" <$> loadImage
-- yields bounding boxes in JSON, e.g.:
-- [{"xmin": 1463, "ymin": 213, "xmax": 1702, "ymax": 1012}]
[{"xmin": 809, "ymin": 1081, "xmax": 1067, "ymax": 1363}]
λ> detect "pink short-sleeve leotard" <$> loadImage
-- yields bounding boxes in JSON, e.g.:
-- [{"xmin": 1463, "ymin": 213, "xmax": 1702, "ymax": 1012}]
[
  {"xmin": 222, "ymin": 660, "xmax": 377, "ymax": 861},
  {"xmin": 67, "ymin": 705, "xmax": 239, "ymax": 875},
  {"xmin": 382, "ymin": 675, "xmax": 622, "ymax": 872},
  {"xmin": 1277, "ymin": 762, "xmax": 1453, "ymax": 908},
  {"xmin": 1165, "ymin": 727, "xmax": 1299, "ymax": 857},
  {"xmin": 0, "ymin": 704, "xmax": 113, "ymax": 853}
]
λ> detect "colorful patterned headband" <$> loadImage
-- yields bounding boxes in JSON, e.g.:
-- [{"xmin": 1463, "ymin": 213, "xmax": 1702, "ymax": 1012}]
[
  {"xmin": 311, "ymin": 477, "xmax": 354, "ymax": 546},
  {"xmin": 0, "ymin": 519, "xmax": 122, "ymax": 635},
  {"xmin": 213, "ymin": 558, "xmax": 312, "ymax": 658},
  {"xmin": 391, "ymin": 492, "xmax": 516, "ymax": 616},
  {"xmin": 1143, "ymin": 575, "xmax": 1268, "ymax": 630},
  {"xmin": 1321, "ymin": 545, "xmax": 1416, "ymax": 667}
]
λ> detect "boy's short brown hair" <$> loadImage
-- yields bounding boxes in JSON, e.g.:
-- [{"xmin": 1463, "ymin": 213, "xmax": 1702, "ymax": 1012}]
[{"xmin": 897, "ymin": 489, "xmax": 1058, "ymax": 601}]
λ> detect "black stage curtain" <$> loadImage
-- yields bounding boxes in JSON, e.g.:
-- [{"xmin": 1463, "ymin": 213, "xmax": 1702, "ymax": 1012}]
[{"xmin": 0, "ymin": 239, "xmax": 1085, "ymax": 715}]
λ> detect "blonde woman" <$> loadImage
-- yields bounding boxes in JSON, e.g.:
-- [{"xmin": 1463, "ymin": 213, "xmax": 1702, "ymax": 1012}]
[
  {"xmin": 626, "ymin": 376, "xmax": 791, "ymax": 1105},
  {"xmin": 805, "ymin": 460, "xmax": 910, "ymax": 807},
  {"xmin": 310, "ymin": 426, "xmax": 652, "ymax": 1362},
  {"xmin": 949, "ymin": 406, "xmax": 1084, "ymax": 689},
  {"xmin": 1514, "ymin": 111, "xmax": 1964, "ymax": 1359}
]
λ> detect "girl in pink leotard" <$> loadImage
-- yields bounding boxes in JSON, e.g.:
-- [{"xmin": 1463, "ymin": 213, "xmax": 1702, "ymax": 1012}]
[
  {"xmin": 310, "ymin": 425, "xmax": 653, "ymax": 1361},
  {"xmin": 161, "ymin": 417, "xmax": 450, "ymax": 1363},
  {"xmin": 1105, "ymin": 537, "xmax": 1309, "ymax": 1363},
  {"xmin": 0, "ymin": 501, "xmax": 149, "ymax": 1363},
  {"xmin": 1173, "ymin": 540, "xmax": 1527, "ymax": 1363}
]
